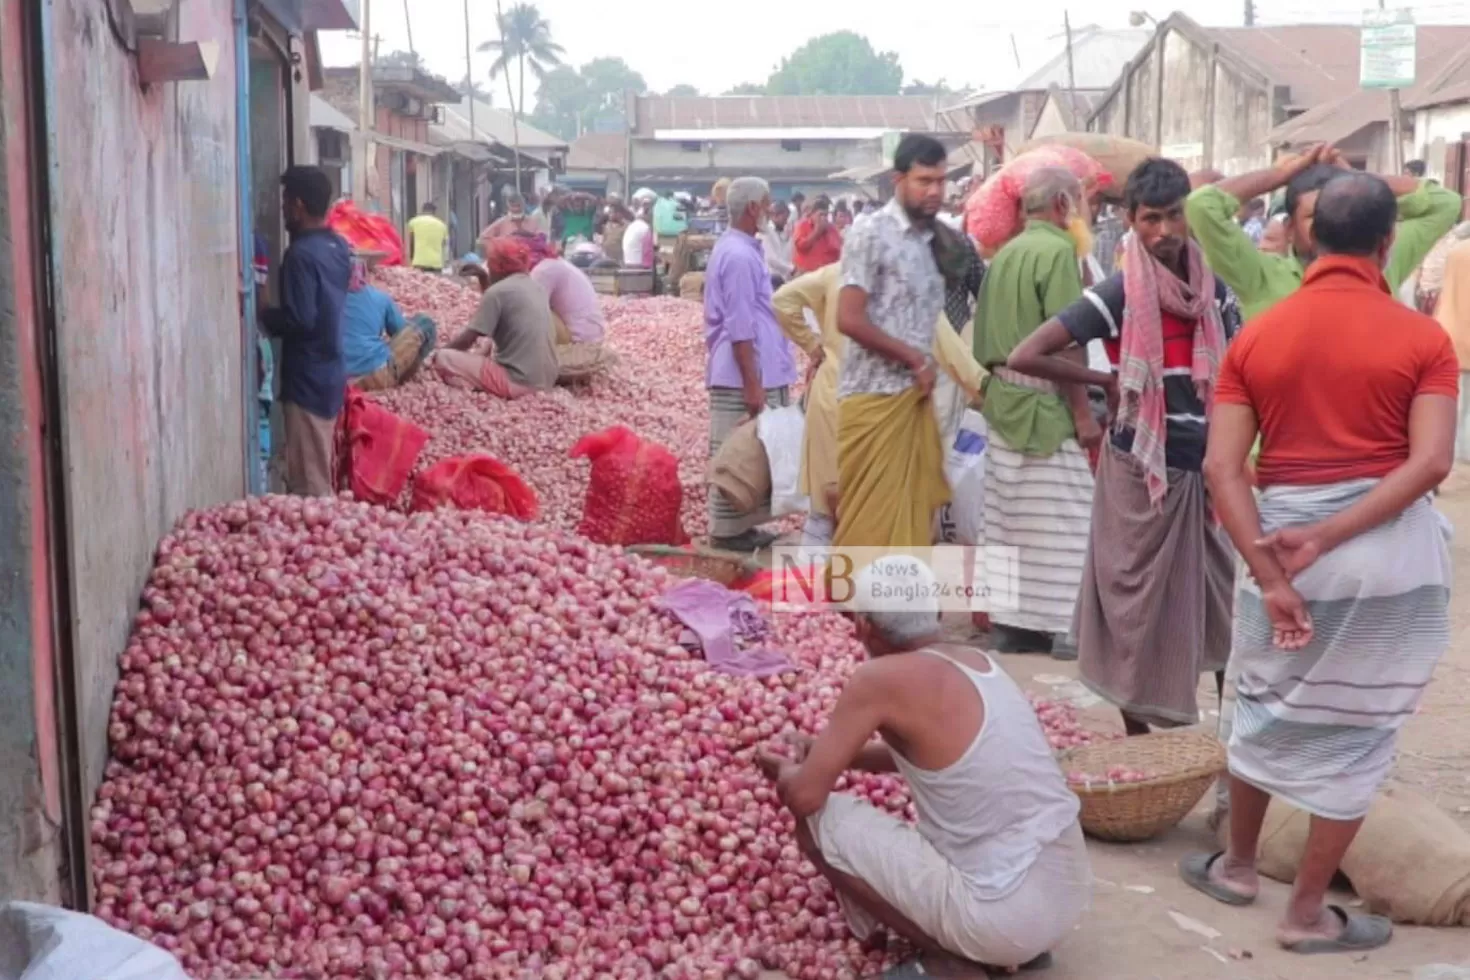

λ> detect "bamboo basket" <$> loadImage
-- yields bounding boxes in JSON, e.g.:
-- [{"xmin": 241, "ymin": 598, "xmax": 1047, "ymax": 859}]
[
  {"xmin": 1058, "ymin": 730, "xmax": 1226, "ymax": 843},
  {"xmin": 626, "ymin": 545, "xmax": 759, "ymax": 587},
  {"xmin": 555, "ymin": 343, "xmax": 619, "ymax": 384}
]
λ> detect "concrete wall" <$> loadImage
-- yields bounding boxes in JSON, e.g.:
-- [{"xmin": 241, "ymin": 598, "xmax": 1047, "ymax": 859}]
[
  {"xmin": 1416, "ymin": 103, "xmax": 1470, "ymax": 183},
  {"xmin": 48, "ymin": 0, "xmax": 246, "ymax": 839},
  {"xmin": 0, "ymin": 0, "xmax": 64, "ymax": 904},
  {"xmin": 631, "ymin": 136, "xmax": 881, "ymax": 180},
  {"xmin": 1093, "ymin": 29, "xmax": 1272, "ymax": 175}
]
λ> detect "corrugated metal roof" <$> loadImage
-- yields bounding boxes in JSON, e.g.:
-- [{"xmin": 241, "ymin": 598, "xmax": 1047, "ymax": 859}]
[
  {"xmin": 629, "ymin": 96, "xmax": 952, "ymax": 136},
  {"xmin": 435, "ymin": 98, "xmax": 568, "ymax": 151},
  {"xmin": 309, "ymin": 93, "xmax": 356, "ymax": 132},
  {"xmin": 1268, "ymin": 26, "xmax": 1470, "ymax": 145},
  {"xmin": 1011, "ymin": 28, "xmax": 1151, "ymax": 92},
  {"xmin": 652, "ymin": 127, "xmax": 893, "ymax": 141}
]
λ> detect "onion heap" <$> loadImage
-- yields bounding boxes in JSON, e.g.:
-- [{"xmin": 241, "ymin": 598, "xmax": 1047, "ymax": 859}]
[
  {"xmin": 90, "ymin": 495, "xmax": 907, "ymax": 979},
  {"xmin": 368, "ymin": 287, "xmax": 793, "ymax": 541}
]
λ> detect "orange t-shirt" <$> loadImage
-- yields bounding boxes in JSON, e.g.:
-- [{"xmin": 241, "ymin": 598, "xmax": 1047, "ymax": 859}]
[{"xmin": 1215, "ymin": 254, "xmax": 1460, "ymax": 487}]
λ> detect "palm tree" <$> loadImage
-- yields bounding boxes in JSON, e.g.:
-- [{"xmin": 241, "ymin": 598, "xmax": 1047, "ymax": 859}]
[{"xmin": 478, "ymin": 2, "xmax": 564, "ymax": 192}]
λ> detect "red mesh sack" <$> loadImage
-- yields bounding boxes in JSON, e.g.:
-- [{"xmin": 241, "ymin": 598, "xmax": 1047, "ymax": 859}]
[
  {"xmin": 333, "ymin": 387, "xmax": 430, "ymax": 506},
  {"xmin": 570, "ymin": 426, "xmax": 688, "ymax": 546},
  {"xmin": 411, "ymin": 455, "xmax": 538, "ymax": 519},
  {"xmin": 327, "ymin": 200, "xmax": 405, "ymax": 266},
  {"xmin": 964, "ymin": 146, "xmax": 1110, "ymax": 252}
]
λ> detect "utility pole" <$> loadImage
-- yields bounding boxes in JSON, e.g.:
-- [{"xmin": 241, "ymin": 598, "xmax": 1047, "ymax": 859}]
[
  {"xmin": 356, "ymin": 0, "xmax": 373, "ymax": 202},
  {"xmin": 402, "ymin": 0, "xmax": 414, "ymax": 62},
  {"xmin": 1381, "ymin": 0, "xmax": 1404, "ymax": 173},
  {"xmin": 463, "ymin": 0, "xmax": 475, "ymax": 142},
  {"xmin": 1244, "ymin": 0, "xmax": 1255, "ymax": 26},
  {"xmin": 1063, "ymin": 11, "xmax": 1077, "ymax": 118}
]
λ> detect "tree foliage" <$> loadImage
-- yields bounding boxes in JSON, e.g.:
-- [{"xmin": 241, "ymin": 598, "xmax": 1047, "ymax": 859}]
[
  {"xmin": 529, "ymin": 57, "xmax": 646, "ymax": 140},
  {"xmin": 478, "ymin": 2, "xmax": 565, "ymax": 117},
  {"xmin": 378, "ymin": 49, "xmax": 426, "ymax": 72},
  {"xmin": 902, "ymin": 79, "xmax": 956, "ymax": 97},
  {"xmin": 765, "ymin": 32, "xmax": 902, "ymax": 96},
  {"xmin": 724, "ymin": 82, "xmax": 768, "ymax": 96},
  {"xmin": 664, "ymin": 84, "xmax": 701, "ymax": 97}
]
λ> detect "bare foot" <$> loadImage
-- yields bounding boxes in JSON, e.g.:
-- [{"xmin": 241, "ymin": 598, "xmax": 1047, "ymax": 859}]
[{"xmin": 1209, "ymin": 852, "xmax": 1260, "ymax": 901}]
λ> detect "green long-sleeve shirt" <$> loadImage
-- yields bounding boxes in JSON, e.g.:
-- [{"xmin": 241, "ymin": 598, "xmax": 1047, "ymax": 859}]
[
  {"xmin": 974, "ymin": 221, "xmax": 1084, "ymax": 455},
  {"xmin": 1185, "ymin": 180, "xmax": 1463, "ymax": 322}
]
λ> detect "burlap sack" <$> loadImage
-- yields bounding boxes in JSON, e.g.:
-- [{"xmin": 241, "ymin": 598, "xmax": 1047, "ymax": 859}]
[
  {"xmin": 551, "ymin": 312, "xmax": 573, "ymax": 345},
  {"xmin": 1017, "ymin": 133, "xmax": 1153, "ymax": 201},
  {"xmin": 680, "ymin": 272, "xmax": 706, "ymax": 302},
  {"xmin": 707, "ymin": 418, "xmax": 769, "ymax": 516},
  {"xmin": 1253, "ymin": 786, "xmax": 1470, "ymax": 925}
]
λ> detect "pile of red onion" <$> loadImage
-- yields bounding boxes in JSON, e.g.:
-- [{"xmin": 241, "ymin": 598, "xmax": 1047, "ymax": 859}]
[
  {"xmin": 368, "ymin": 276, "xmax": 793, "ymax": 540},
  {"xmin": 91, "ymin": 496, "xmax": 915, "ymax": 978}
]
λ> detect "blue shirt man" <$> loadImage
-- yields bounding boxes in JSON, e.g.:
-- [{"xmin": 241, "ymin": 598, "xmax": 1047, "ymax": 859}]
[{"xmin": 342, "ymin": 279, "xmax": 407, "ymax": 377}]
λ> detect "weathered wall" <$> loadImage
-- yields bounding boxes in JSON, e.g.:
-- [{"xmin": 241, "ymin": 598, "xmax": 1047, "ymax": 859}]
[
  {"xmin": 0, "ymin": 0, "xmax": 63, "ymax": 903},
  {"xmin": 1416, "ymin": 103, "xmax": 1470, "ymax": 182},
  {"xmin": 1212, "ymin": 63, "xmax": 1272, "ymax": 175},
  {"xmin": 49, "ymin": 0, "xmax": 245, "ymax": 828},
  {"xmin": 1158, "ymin": 30, "xmax": 1210, "ymax": 171}
]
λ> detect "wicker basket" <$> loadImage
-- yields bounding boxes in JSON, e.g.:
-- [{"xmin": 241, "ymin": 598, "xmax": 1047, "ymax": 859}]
[
  {"xmin": 1058, "ymin": 730, "xmax": 1226, "ymax": 843},
  {"xmin": 555, "ymin": 343, "xmax": 619, "ymax": 384},
  {"xmin": 626, "ymin": 545, "xmax": 759, "ymax": 587}
]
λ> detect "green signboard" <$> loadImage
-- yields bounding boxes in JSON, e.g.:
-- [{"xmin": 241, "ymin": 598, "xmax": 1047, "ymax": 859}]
[{"xmin": 1361, "ymin": 8, "xmax": 1416, "ymax": 90}]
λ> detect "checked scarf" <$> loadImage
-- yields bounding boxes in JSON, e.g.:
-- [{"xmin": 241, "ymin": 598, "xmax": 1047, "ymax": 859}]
[{"xmin": 1117, "ymin": 233, "xmax": 1226, "ymax": 508}]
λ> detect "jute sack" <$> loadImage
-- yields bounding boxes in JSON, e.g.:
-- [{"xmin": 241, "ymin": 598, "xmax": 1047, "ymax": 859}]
[
  {"xmin": 1253, "ymin": 786, "xmax": 1470, "ymax": 925},
  {"xmin": 707, "ymin": 418, "xmax": 769, "ymax": 516},
  {"xmin": 680, "ymin": 272, "xmax": 706, "ymax": 302}
]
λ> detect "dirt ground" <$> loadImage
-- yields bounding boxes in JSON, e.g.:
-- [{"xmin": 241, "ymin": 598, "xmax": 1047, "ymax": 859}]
[{"xmin": 775, "ymin": 469, "xmax": 1470, "ymax": 980}]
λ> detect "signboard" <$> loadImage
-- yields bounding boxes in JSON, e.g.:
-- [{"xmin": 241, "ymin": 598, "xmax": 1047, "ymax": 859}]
[
  {"xmin": 1161, "ymin": 142, "xmax": 1204, "ymax": 162},
  {"xmin": 1361, "ymin": 8, "xmax": 1416, "ymax": 90}
]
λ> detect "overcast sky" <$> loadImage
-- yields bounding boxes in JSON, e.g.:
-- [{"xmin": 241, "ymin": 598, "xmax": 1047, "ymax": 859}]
[{"xmin": 318, "ymin": 1, "xmax": 1464, "ymax": 104}]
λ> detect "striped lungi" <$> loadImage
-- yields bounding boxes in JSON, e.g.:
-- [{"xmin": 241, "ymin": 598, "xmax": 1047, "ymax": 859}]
[
  {"xmin": 976, "ymin": 430, "xmax": 1094, "ymax": 635},
  {"xmin": 1075, "ymin": 443, "xmax": 1234, "ymax": 727},
  {"xmin": 708, "ymin": 386, "xmax": 791, "ymax": 538},
  {"xmin": 1229, "ymin": 479, "xmax": 1452, "ymax": 822}
]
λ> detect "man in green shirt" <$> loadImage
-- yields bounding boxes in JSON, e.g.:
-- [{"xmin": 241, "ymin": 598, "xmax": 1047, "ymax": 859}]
[
  {"xmin": 1185, "ymin": 144, "xmax": 1462, "ymax": 321},
  {"xmin": 653, "ymin": 190, "xmax": 688, "ymax": 237},
  {"xmin": 972, "ymin": 167, "xmax": 1102, "ymax": 657}
]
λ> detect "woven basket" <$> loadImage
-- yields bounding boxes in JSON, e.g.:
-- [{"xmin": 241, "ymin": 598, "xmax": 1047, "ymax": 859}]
[
  {"xmin": 1058, "ymin": 730, "xmax": 1226, "ymax": 843},
  {"xmin": 556, "ymin": 343, "xmax": 619, "ymax": 384},
  {"xmin": 627, "ymin": 545, "xmax": 759, "ymax": 587}
]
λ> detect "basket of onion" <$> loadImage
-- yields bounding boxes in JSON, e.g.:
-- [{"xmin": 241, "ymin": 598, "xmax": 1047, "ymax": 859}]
[
  {"xmin": 627, "ymin": 544, "xmax": 761, "ymax": 587},
  {"xmin": 1059, "ymin": 729, "xmax": 1226, "ymax": 842}
]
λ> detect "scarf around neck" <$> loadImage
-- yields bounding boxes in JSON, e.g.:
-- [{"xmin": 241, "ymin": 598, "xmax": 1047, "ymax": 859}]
[{"xmin": 1117, "ymin": 233, "xmax": 1226, "ymax": 507}]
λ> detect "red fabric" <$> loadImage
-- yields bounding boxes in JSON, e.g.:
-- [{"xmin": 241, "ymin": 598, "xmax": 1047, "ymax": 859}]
[
  {"xmin": 1101, "ymin": 312, "xmax": 1199, "ymax": 369},
  {"xmin": 411, "ymin": 455, "xmax": 538, "ymax": 519},
  {"xmin": 569, "ymin": 426, "xmax": 688, "ymax": 546},
  {"xmin": 1216, "ymin": 255, "xmax": 1461, "ymax": 487},
  {"xmin": 327, "ymin": 201, "xmax": 404, "ymax": 266},
  {"xmin": 792, "ymin": 218, "xmax": 843, "ymax": 272},
  {"xmin": 487, "ymin": 238, "xmax": 533, "ymax": 279},
  {"xmin": 963, "ymin": 147, "xmax": 1109, "ymax": 252},
  {"xmin": 333, "ymin": 387, "xmax": 430, "ymax": 505}
]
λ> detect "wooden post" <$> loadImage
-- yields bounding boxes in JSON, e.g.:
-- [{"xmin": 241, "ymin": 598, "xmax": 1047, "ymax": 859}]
[
  {"xmin": 357, "ymin": 0, "xmax": 373, "ymax": 202},
  {"xmin": 1381, "ymin": 0, "xmax": 1404, "ymax": 172},
  {"xmin": 1063, "ymin": 12, "xmax": 1077, "ymax": 113}
]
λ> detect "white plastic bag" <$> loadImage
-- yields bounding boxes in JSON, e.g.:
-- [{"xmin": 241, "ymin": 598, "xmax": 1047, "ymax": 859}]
[
  {"xmin": 0, "ymin": 902, "xmax": 190, "ymax": 980},
  {"xmin": 756, "ymin": 404, "xmax": 808, "ymax": 518},
  {"xmin": 938, "ymin": 410, "xmax": 987, "ymax": 546}
]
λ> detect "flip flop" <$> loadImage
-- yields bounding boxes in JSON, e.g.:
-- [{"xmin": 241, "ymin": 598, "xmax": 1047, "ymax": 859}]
[
  {"xmin": 876, "ymin": 958, "xmax": 927, "ymax": 979},
  {"xmin": 1178, "ymin": 851, "xmax": 1256, "ymax": 907},
  {"xmin": 1281, "ymin": 905, "xmax": 1393, "ymax": 955}
]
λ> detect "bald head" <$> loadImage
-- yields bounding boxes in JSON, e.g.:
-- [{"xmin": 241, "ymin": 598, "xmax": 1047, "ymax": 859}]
[
  {"xmin": 1313, "ymin": 172, "xmax": 1397, "ymax": 258},
  {"xmin": 1021, "ymin": 167, "xmax": 1083, "ymax": 227}
]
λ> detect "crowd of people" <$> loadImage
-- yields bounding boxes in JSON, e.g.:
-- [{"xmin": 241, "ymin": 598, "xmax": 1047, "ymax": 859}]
[
  {"xmin": 695, "ymin": 135, "xmax": 1465, "ymax": 974},
  {"xmin": 260, "ymin": 139, "xmax": 1469, "ymax": 974}
]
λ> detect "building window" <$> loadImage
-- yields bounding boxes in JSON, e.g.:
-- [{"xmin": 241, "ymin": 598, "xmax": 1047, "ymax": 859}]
[
  {"xmin": 680, "ymin": 140, "xmax": 702, "ymax": 152},
  {"xmin": 781, "ymin": 139, "xmax": 802, "ymax": 152}
]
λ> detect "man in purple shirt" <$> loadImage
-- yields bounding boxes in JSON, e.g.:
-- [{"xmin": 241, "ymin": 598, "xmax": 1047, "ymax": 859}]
[{"xmin": 704, "ymin": 175, "xmax": 800, "ymax": 551}]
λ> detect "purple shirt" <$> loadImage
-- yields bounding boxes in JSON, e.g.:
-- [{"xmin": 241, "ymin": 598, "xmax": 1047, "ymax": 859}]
[{"xmin": 703, "ymin": 229, "xmax": 798, "ymax": 390}]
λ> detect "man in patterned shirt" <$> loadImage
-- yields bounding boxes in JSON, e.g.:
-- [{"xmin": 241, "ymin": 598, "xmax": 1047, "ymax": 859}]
[{"xmin": 833, "ymin": 134, "xmax": 952, "ymax": 550}]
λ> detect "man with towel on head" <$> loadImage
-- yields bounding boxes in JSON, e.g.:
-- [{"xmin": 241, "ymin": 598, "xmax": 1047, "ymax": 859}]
[
  {"xmin": 971, "ymin": 167, "xmax": 1101, "ymax": 658},
  {"xmin": 832, "ymin": 134, "xmax": 953, "ymax": 552},
  {"xmin": 1183, "ymin": 171, "xmax": 1457, "ymax": 956},
  {"xmin": 1007, "ymin": 158, "xmax": 1238, "ymax": 735}
]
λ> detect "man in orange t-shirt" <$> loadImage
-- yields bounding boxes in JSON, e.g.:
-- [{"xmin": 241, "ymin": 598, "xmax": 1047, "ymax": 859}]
[
  {"xmin": 793, "ymin": 198, "xmax": 844, "ymax": 273},
  {"xmin": 1183, "ymin": 172, "xmax": 1457, "ymax": 957}
]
